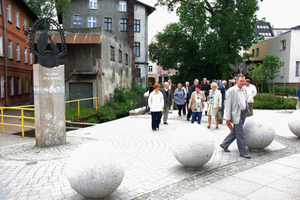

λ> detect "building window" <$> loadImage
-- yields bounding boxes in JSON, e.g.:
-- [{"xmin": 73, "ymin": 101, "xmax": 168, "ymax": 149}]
[
  {"xmin": 110, "ymin": 46, "xmax": 115, "ymax": 61},
  {"xmin": 18, "ymin": 77, "xmax": 21, "ymax": 95},
  {"xmin": 296, "ymin": 61, "xmax": 300, "ymax": 77},
  {"xmin": 7, "ymin": 2, "xmax": 12, "ymax": 22},
  {"xmin": 73, "ymin": 15, "xmax": 82, "ymax": 28},
  {"xmin": 0, "ymin": 35, "xmax": 3, "ymax": 56},
  {"xmin": 23, "ymin": 18, "xmax": 27, "ymax": 30},
  {"xmin": 120, "ymin": 18, "xmax": 127, "ymax": 32},
  {"xmin": 89, "ymin": 0, "xmax": 97, "ymax": 9},
  {"xmin": 125, "ymin": 53, "xmax": 128, "ymax": 65},
  {"xmin": 30, "ymin": 53, "xmax": 33, "ymax": 65},
  {"xmin": 24, "ymin": 48, "xmax": 28, "ymax": 64},
  {"xmin": 251, "ymin": 49, "xmax": 255, "ymax": 57},
  {"xmin": 10, "ymin": 77, "xmax": 14, "ymax": 96},
  {"xmin": 119, "ymin": 1, "xmax": 127, "ymax": 11},
  {"xmin": 280, "ymin": 40, "xmax": 286, "ymax": 51},
  {"xmin": 88, "ymin": 17, "xmax": 96, "ymax": 28},
  {"xmin": 118, "ymin": 50, "xmax": 122, "ymax": 63},
  {"xmin": 134, "ymin": 42, "xmax": 140, "ymax": 57},
  {"xmin": 134, "ymin": 5, "xmax": 137, "ymax": 10},
  {"xmin": 8, "ymin": 40, "xmax": 13, "ymax": 59},
  {"xmin": 16, "ymin": 10, "xmax": 20, "ymax": 28},
  {"xmin": 104, "ymin": 17, "xmax": 112, "ymax": 31},
  {"xmin": 26, "ymin": 78, "xmax": 29, "ymax": 93},
  {"xmin": 149, "ymin": 65, "xmax": 153, "ymax": 72},
  {"xmin": 16, "ymin": 44, "xmax": 20, "ymax": 61},
  {"xmin": 277, "ymin": 31, "xmax": 282, "ymax": 35},
  {"xmin": 134, "ymin": 20, "xmax": 140, "ymax": 32},
  {"xmin": 0, "ymin": 76, "xmax": 4, "ymax": 98},
  {"xmin": 256, "ymin": 48, "xmax": 259, "ymax": 57}
]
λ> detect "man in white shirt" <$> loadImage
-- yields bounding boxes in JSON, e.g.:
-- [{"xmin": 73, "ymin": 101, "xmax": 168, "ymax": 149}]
[
  {"xmin": 220, "ymin": 74, "xmax": 251, "ymax": 159},
  {"xmin": 244, "ymin": 79, "xmax": 257, "ymax": 116},
  {"xmin": 182, "ymin": 81, "xmax": 190, "ymax": 115}
]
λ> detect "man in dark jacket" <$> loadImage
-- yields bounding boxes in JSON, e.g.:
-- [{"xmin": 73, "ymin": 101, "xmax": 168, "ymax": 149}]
[
  {"xmin": 218, "ymin": 80, "xmax": 227, "ymax": 117},
  {"xmin": 200, "ymin": 78, "xmax": 211, "ymax": 115},
  {"xmin": 160, "ymin": 82, "xmax": 172, "ymax": 124},
  {"xmin": 187, "ymin": 79, "xmax": 199, "ymax": 121}
]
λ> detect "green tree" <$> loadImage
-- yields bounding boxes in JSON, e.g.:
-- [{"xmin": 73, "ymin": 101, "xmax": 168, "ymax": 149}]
[
  {"xmin": 150, "ymin": 0, "xmax": 262, "ymax": 82},
  {"xmin": 25, "ymin": 0, "xmax": 71, "ymax": 19},
  {"xmin": 261, "ymin": 54, "xmax": 284, "ymax": 99},
  {"xmin": 247, "ymin": 64, "xmax": 267, "ymax": 93}
]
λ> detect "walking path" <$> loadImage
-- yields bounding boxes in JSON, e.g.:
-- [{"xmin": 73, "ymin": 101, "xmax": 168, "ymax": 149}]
[{"xmin": 0, "ymin": 109, "xmax": 299, "ymax": 200}]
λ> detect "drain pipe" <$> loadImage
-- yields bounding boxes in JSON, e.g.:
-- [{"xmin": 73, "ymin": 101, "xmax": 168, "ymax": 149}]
[{"xmin": 1, "ymin": 0, "xmax": 8, "ymax": 106}]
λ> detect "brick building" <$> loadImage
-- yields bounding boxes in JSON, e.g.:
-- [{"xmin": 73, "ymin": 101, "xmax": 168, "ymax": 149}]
[{"xmin": 0, "ymin": 0, "xmax": 38, "ymax": 106}]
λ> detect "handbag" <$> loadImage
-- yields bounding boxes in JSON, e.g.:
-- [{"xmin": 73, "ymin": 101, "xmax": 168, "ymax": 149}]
[
  {"xmin": 217, "ymin": 110, "xmax": 223, "ymax": 124},
  {"xmin": 143, "ymin": 90, "xmax": 149, "ymax": 98}
]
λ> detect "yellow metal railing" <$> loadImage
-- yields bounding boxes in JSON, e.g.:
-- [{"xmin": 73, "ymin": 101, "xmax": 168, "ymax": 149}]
[
  {"xmin": 65, "ymin": 97, "xmax": 98, "ymax": 117},
  {"xmin": 0, "ymin": 97, "xmax": 99, "ymax": 137},
  {"xmin": 0, "ymin": 107, "xmax": 35, "ymax": 137}
]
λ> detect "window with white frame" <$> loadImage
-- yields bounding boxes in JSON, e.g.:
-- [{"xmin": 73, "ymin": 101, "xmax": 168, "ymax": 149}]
[
  {"xmin": 296, "ymin": 61, "xmax": 299, "ymax": 77},
  {"xmin": 8, "ymin": 40, "xmax": 13, "ymax": 59},
  {"xmin": 18, "ymin": 77, "xmax": 21, "ymax": 95},
  {"xmin": 119, "ymin": 1, "xmax": 127, "ymax": 11},
  {"xmin": 10, "ymin": 77, "xmax": 14, "ymax": 96},
  {"xmin": 89, "ymin": 0, "xmax": 97, "ymax": 9},
  {"xmin": 16, "ymin": 44, "xmax": 20, "ymax": 61},
  {"xmin": 88, "ymin": 17, "xmax": 96, "ymax": 28},
  {"xmin": 26, "ymin": 78, "xmax": 29, "ymax": 93},
  {"xmin": 134, "ymin": 42, "xmax": 140, "ymax": 57},
  {"xmin": 7, "ymin": 2, "xmax": 12, "ymax": 22},
  {"xmin": 104, "ymin": 17, "xmax": 112, "ymax": 30},
  {"xmin": 256, "ymin": 48, "xmax": 259, "ymax": 57},
  {"xmin": 0, "ymin": 35, "xmax": 3, "ymax": 56},
  {"xmin": 110, "ymin": 46, "xmax": 115, "ymax": 61},
  {"xmin": 149, "ymin": 65, "xmax": 153, "ymax": 72},
  {"xmin": 24, "ymin": 48, "xmax": 28, "ymax": 63},
  {"xmin": 0, "ymin": 76, "xmax": 4, "ymax": 98},
  {"xmin": 23, "ymin": 18, "xmax": 27, "ymax": 29},
  {"xmin": 134, "ymin": 20, "xmax": 140, "ymax": 32},
  {"xmin": 280, "ymin": 40, "xmax": 286, "ymax": 51},
  {"xmin": 16, "ymin": 10, "xmax": 19, "ymax": 28},
  {"xmin": 30, "ymin": 53, "xmax": 33, "ymax": 65}
]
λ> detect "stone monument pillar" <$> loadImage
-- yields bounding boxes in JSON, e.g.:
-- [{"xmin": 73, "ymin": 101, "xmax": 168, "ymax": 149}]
[
  {"xmin": 34, "ymin": 64, "xmax": 66, "ymax": 148},
  {"xmin": 29, "ymin": 18, "xmax": 67, "ymax": 148}
]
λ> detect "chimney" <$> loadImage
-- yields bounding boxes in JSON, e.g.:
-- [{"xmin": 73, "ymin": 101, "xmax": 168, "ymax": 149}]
[{"xmin": 262, "ymin": 17, "xmax": 266, "ymax": 22}]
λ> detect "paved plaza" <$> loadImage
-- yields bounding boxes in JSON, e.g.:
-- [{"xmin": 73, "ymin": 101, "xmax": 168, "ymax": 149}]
[{"xmin": 0, "ymin": 109, "xmax": 300, "ymax": 199}]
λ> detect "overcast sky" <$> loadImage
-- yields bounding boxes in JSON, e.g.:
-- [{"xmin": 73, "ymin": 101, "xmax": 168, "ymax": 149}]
[{"xmin": 140, "ymin": 0, "xmax": 300, "ymax": 44}]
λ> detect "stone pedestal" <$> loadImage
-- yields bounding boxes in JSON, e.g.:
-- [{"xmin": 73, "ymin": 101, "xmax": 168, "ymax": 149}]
[{"xmin": 34, "ymin": 64, "xmax": 66, "ymax": 148}]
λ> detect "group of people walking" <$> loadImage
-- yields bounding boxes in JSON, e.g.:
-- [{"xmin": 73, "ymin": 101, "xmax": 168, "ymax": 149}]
[{"xmin": 146, "ymin": 74, "xmax": 258, "ymax": 159}]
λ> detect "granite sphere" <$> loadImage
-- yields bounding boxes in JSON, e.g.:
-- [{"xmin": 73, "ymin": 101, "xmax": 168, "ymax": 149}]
[
  {"xmin": 244, "ymin": 116, "xmax": 275, "ymax": 149},
  {"xmin": 288, "ymin": 109, "xmax": 300, "ymax": 137},
  {"xmin": 65, "ymin": 141, "xmax": 124, "ymax": 199},
  {"xmin": 171, "ymin": 124, "xmax": 215, "ymax": 168}
]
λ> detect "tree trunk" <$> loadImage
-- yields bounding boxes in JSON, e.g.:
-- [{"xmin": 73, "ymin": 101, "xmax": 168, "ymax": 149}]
[
  {"xmin": 272, "ymin": 84, "xmax": 275, "ymax": 100},
  {"xmin": 268, "ymin": 83, "xmax": 271, "ymax": 97}
]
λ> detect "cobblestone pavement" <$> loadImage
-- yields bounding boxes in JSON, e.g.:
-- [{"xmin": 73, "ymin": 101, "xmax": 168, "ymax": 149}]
[{"xmin": 0, "ymin": 109, "xmax": 299, "ymax": 200}]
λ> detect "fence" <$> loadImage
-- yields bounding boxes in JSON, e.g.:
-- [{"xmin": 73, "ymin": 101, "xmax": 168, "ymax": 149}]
[
  {"xmin": 0, "ymin": 97, "xmax": 99, "ymax": 137},
  {"xmin": 132, "ymin": 91, "xmax": 147, "ymax": 111}
]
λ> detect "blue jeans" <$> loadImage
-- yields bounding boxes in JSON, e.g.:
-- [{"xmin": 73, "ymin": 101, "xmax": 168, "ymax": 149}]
[
  {"xmin": 191, "ymin": 112, "xmax": 202, "ymax": 124},
  {"xmin": 151, "ymin": 111, "xmax": 162, "ymax": 130}
]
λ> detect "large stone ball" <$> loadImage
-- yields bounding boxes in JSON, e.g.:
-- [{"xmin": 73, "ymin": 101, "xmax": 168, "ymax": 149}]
[
  {"xmin": 171, "ymin": 124, "xmax": 215, "ymax": 168},
  {"xmin": 244, "ymin": 116, "xmax": 275, "ymax": 149},
  {"xmin": 65, "ymin": 141, "xmax": 124, "ymax": 199},
  {"xmin": 288, "ymin": 109, "xmax": 300, "ymax": 137}
]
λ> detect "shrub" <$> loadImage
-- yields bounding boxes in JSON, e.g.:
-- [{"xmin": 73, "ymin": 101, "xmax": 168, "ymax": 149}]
[
  {"xmin": 253, "ymin": 93, "xmax": 297, "ymax": 109},
  {"xmin": 274, "ymin": 85, "xmax": 298, "ymax": 96}
]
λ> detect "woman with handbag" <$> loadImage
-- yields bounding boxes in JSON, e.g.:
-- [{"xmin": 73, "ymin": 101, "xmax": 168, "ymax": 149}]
[
  {"xmin": 207, "ymin": 82, "xmax": 222, "ymax": 129},
  {"xmin": 188, "ymin": 85, "xmax": 206, "ymax": 124}
]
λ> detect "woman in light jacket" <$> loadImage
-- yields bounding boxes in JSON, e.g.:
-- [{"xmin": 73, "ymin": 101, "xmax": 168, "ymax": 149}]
[
  {"xmin": 148, "ymin": 83, "xmax": 164, "ymax": 131},
  {"xmin": 174, "ymin": 83, "xmax": 186, "ymax": 118},
  {"xmin": 207, "ymin": 82, "xmax": 222, "ymax": 129},
  {"xmin": 188, "ymin": 85, "xmax": 206, "ymax": 124}
]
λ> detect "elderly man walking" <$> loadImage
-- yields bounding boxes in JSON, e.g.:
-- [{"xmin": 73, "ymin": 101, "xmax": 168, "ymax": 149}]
[
  {"xmin": 220, "ymin": 74, "xmax": 251, "ymax": 159},
  {"xmin": 160, "ymin": 82, "xmax": 172, "ymax": 124}
]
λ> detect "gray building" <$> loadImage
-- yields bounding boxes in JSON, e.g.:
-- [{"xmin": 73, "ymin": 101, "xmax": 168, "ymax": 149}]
[{"xmin": 63, "ymin": 0, "xmax": 155, "ymax": 87}]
